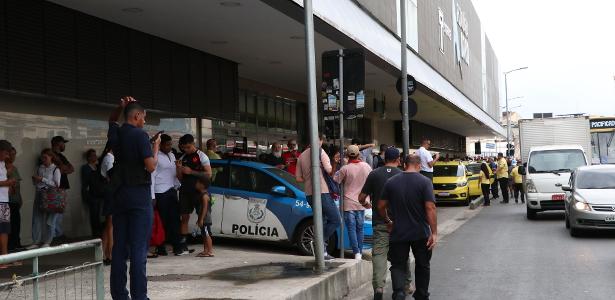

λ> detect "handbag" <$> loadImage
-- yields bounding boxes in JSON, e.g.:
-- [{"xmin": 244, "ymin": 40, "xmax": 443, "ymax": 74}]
[
  {"xmin": 40, "ymin": 187, "xmax": 67, "ymax": 213},
  {"xmin": 149, "ymin": 208, "xmax": 166, "ymax": 247}
]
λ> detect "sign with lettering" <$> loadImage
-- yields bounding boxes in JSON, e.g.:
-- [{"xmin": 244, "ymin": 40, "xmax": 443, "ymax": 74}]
[{"xmin": 590, "ymin": 119, "xmax": 615, "ymax": 130}]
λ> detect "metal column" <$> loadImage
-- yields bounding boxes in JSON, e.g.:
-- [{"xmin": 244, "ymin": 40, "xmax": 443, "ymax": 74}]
[
  {"xmin": 338, "ymin": 49, "xmax": 345, "ymax": 258},
  {"xmin": 303, "ymin": 0, "xmax": 325, "ymax": 273},
  {"xmin": 400, "ymin": 0, "xmax": 410, "ymax": 159}
]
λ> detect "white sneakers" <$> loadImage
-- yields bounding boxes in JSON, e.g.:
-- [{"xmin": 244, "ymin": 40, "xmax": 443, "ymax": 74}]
[
  {"xmin": 25, "ymin": 244, "xmax": 39, "ymax": 250},
  {"xmin": 355, "ymin": 253, "xmax": 362, "ymax": 260}
]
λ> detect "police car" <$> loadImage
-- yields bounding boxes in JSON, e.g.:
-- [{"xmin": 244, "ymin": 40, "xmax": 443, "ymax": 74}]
[{"xmin": 190, "ymin": 159, "xmax": 373, "ymax": 256}]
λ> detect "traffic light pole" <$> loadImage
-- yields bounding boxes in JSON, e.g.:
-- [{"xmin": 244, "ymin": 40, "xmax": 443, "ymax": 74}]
[
  {"xmin": 400, "ymin": 0, "xmax": 410, "ymax": 159},
  {"xmin": 338, "ymin": 49, "xmax": 345, "ymax": 258}
]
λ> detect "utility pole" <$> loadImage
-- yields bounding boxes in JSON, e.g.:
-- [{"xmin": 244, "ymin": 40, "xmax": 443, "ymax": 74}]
[
  {"xmin": 400, "ymin": 0, "xmax": 410, "ymax": 158},
  {"xmin": 503, "ymin": 66, "xmax": 528, "ymax": 157}
]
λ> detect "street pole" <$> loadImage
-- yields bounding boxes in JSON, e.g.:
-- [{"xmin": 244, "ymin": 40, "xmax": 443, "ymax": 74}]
[
  {"xmin": 303, "ymin": 0, "xmax": 325, "ymax": 273},
  {"xmin": 503, "ymin": 66, "xmax": 528, "ymax": 157},
  {"xmin": 400, "ymin": 0, "xmax": 410, "ymax": 159},
  {"xmin": 338, "ymin": 49, "xmax": 345, "ymax": 258},
  {"xmin": 504, "ymin": 72, "xmax": 510, "ymax": 157}
]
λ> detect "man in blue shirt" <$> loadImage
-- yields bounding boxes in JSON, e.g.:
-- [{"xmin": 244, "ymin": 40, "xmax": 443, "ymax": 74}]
[
  {"xmin": 378, "ymin": 154, "xmax": 438, "ymax": 300},
  {"xmin": 107, "ymin": 97, "xmax": 160, "ymax": 300}
]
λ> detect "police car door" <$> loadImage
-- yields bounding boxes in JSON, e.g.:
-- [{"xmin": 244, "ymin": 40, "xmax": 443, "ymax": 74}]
[
  {"xmin": 221, "ymin": 165, "xmax": 289, "ymax": 241},
  {"xmin": 207, "ymin": 161, "xmax": 229, "ymax": 235}
]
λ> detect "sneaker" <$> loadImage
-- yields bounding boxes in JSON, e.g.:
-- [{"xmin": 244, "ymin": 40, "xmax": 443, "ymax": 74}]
[
  {"xmin": 373, "ymin": 290, "xmax": 384, "ymax": 300},
  {"xmin": 174, "ymin": 249, "xmax": 195, "ymax": 256},
  {"xmin": 25, "ymin": 244, "xmax": 39, "ymax": 250},
  {"xmin": 324, "ymin": 253, "xmax": 335, "ymax": 261},
  {"xmin": 40, "ymin": 243, "xmax": 50, "ymax": 248},
  {"xmin": 354, "ymin": 253, "xmax": 362, "ymax": 260}
]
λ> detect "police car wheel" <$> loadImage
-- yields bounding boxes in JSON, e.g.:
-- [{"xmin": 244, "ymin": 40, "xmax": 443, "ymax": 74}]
[{"xmin": 295, "ymin": 220, "xmax": 337, "ymax": 256}]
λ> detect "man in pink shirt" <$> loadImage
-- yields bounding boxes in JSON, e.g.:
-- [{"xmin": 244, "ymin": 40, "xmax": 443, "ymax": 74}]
[
  {"xmin": 334, "ymin": 145, "xmax": 372, "ymax": 260},
  {"xmin": 295, "ymin": 135, "xmax": 340, "ymax": 260}
]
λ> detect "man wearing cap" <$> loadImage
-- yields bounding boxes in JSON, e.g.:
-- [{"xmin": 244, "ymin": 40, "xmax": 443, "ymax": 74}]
[
  {"xmin": 334, "ymin": 145, "xmax": 372, "ymax": 260},
  {"xmin": 359, "ymin": 148, "xmax": 414, "ymax": 300},
  {"xmin": 51, "ymin": 136, "xmax": 74, "ymax": 239}
]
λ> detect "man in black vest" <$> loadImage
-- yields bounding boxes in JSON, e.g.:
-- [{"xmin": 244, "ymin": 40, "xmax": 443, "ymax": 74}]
[{"xmin": 107, "ymin": 97, "xmax": 160, "ymax": 300}]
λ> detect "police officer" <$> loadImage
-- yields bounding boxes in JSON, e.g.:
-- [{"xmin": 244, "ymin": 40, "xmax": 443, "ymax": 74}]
[{"xmin": 107, "ymin": 97, "xmax": 160, "ymax": 300}]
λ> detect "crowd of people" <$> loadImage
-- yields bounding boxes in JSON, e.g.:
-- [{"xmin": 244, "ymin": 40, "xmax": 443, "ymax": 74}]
[{"xmin": 475, "ymin": 153, "xmax": 525, "ymax": 206}]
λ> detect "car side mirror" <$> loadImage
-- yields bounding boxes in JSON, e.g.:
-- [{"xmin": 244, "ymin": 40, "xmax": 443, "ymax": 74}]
[
  {"xmin": 561, "ymin": 185, "xmax": 572, "ymax": 192},
  {"xmin": 518, "ymin": 166, "xmax": 526, "ymax": 175},
  {"xmin": 271, "ymin": 185, "xmax": 287, "ymax": 196}
]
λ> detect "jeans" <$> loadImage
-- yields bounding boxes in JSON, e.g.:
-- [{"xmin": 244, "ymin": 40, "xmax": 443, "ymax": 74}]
[
  {"xmin": 110, "ymin": 186, "xmax": 153, "ymax": 300},
  {"xmin": 481, "ymin": 183, "xmax": 491, "ymax": 205},
  {"xmin": 8, "ymin": 202, "xmax": 21, "ymax": 250},
  {"xmin": 513, "ymin": 183, "xmax": 525, "ymax": 203},
  {"xmin": 390, "ymin": 239, "xmax": 432, "ymax": 300},
  {"xmin": 306, "ymin": 193, "xmax": 341, "ymax": 250},
  {"xmin": 498, "ymin": 178, "xmax": 510, "ymax": 203},
  {"xmin": 32, "ymin": 191, "xmax": 58, "ymax": 245},
  {"xmin": 155, "ymin": 189, "xmax": 182, "ymax": 254},
  {"xmin": 490, "ymin": 176, "xmax": 499, "ymax": 198},
  {"xmin": 372, "ymin": 224, "xmax": 411, "ymax": 292},
  {"xmin": 343, "ymin": 210, "xmax": 364, "ymax": 254}
]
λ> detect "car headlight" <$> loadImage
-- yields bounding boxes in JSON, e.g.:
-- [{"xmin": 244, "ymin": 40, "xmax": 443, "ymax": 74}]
[
  {"xmin": 526, "ymin": 179, "xmax": 537, "ymax": 193},
  {"xmin": 457, "ymin": 181, "xmax": 468, "ymax": 187},
  {"xmin": 573, "ymin": 197, "xmax": 591, "ymax": 211}
]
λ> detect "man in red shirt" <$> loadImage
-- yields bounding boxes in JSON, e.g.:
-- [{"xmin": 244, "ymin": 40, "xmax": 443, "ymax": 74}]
[{"xmin": 282, "ymin": 140, "xmax": 300, "ymax": 175}]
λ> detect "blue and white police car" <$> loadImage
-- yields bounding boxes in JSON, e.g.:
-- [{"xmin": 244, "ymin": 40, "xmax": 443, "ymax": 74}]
[{"xmin": 191, "ymin": 159, "xmax": 373, "ymax": 256}]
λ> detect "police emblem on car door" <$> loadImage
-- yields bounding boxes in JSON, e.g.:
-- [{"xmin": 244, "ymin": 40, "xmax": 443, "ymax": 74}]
[{"xmin": 247, "ymin": 198, "xmax": 267, "ymax": 223}]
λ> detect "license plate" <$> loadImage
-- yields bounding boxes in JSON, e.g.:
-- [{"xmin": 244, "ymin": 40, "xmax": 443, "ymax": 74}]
[
  {"xmin": 551, "ymin": 194, "xmax": 565, "ymax": 201},
  {"xmin": 605, "ymin": 216, "xmax": 615, "ymax": 222},
  {"xmin": 438, "ymin": 192, "xmax": 450, "ymax": 197}
]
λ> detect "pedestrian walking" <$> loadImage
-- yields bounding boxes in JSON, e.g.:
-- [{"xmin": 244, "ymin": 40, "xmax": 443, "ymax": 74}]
[
  {"xmin": 0, "ymin": 140, "xmax": 15, "ymax": 261},
  {"xmin": 496, "ymin": 153, "xmax": 510, "ymax": 203},
  {"xmin": 359, "ymin": 148, "xmax": 413, "ymax": 300},
  {"xmin": 107, "ymin": 98, "xmax": 160, "ymax": 300},
  {"xmin": 81, "ymin": 149, "xmax": 104, "ymax": 237},
  {"xmin": 6, "ymin": 146, "xmax": 22, "ymax": 251},
  {"xmin": 334, "ymin": 145, "xmax": 372, "ymax": 260},
  {"xmin": 195, "ymin": 176, "xmax": 214, "ymax": 257},
  {"xmin": 377, "ymin": 154, "xmax": 437, "ymax": 300},
  {"xmin": 151, "ymin": 134, "xmax": 182, "ymax": 256},
  {"xmin": 28, "ymin": 148, "xmax": 62, "ymax": 249},
  {"xmin": 177, "ymin": 134, "xmax": 212, "ymax": 255},
  {"xmin": 511, "ymin": 160, "xmax": 525, "ymax": 204},
  {"xmin": 372, "ymin": 144, "xmax": 387, "ymax": 169},
  {"xmin": 51, "ymin": 136, "xmax": 73, "ymax": 240},
  {"xmin": 488, "ymin": 157, "xmax": 499, "ymax": 199},
  {"xmin": 99, "ymin": 145, "xmax": 115, "ymax": 265},
  {"xmin": 295, "ymin": 134, "xmax": 340, "ymax": 260},
  {"xmin": 282, "ymin": 140, "xmax": 300, "ymax": 175},
  {"xmin": 417, "ymin": 138, "xmax": 439, "ymax": 180},
  {"xmin": 480, "ymin": 162, "xmax": 492, "ymax": 206}
]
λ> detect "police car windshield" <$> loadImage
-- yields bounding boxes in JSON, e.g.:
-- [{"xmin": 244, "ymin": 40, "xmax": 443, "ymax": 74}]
[
  {"xmin": 576, "ymin": 169, "xmax": 615, "ymax": 189},
  {"xmin": 267, "ymin": 168, "xmax": 304, "ymax": 190}
]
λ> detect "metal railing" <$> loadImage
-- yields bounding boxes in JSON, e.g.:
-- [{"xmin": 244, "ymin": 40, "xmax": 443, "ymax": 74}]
[{"xmin": 0, "ymin": 239, "xmax": 104, "ymax": 300}]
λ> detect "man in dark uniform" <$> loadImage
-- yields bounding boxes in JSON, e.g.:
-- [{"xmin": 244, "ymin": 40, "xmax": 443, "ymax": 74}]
[{"xmin": 107, "ymin": 97, "xmax": 160, "ymax": 300}]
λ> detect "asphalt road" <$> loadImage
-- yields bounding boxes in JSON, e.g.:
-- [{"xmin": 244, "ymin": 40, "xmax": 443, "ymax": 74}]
[{"xmin": 429, "ymin": 201, "xmax": 615, "ymax": 300}]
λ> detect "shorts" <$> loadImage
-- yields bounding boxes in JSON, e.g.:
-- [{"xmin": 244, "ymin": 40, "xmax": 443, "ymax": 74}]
[
  {"xmin": 200, "ymin": 224, "xmax": 212, "ymax": 237},
  {"xmin": 179, "ymin": 191, "xmax": 199, "ymax": 215},
  {"xmin": 0, "ymin": 203, "xmax": 11, "ymax": 234}
]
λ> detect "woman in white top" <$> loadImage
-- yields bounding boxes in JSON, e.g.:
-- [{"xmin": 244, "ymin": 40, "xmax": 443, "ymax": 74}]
[{"xmin": 28, "ymin": 149, "xmax": 61, "ymax": 249}]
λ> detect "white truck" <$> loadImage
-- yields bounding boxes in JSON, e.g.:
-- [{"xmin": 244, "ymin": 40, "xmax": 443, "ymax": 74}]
[{"xmin": 518, "ymin": 116, "xmax": 592, "ymax": 219}]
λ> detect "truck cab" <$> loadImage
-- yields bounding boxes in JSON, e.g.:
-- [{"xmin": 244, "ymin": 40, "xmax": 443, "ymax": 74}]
[{"xmin": 520, "ymin": 145, "xmax": 589, "ymax": 219}]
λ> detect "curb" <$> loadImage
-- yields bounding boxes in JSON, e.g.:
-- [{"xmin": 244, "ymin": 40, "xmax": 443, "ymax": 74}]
[
  {"xmin": 469, "ymin": 196, "xmax": 484, "ymax": 210},
  {"xmin": 289, "ymin": 260, "xmax": 371, "ymax": 300}
]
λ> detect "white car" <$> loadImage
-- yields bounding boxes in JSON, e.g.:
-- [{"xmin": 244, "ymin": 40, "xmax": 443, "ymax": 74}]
[
  {"xmin": 519, "ymin": 145, "xmax": 589, "ymax": 219},
  {"xmin": 562, "ymin": 165, "xmax": 615, "ymax": 236}
]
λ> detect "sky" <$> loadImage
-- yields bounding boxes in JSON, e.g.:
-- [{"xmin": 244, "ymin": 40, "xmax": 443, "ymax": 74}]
[{"xmin": 471, "ymin": 0, "xmax": 615, "ymax": 119}]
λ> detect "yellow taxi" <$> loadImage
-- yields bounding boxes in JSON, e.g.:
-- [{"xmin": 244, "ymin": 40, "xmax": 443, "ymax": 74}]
[
  {"xmin": 464, "ymin": 162, "xmax": 483, "ymax": 198},
  {"xmin": 433, "ymin": 161, "xmax": 473, "ymax": 205}
]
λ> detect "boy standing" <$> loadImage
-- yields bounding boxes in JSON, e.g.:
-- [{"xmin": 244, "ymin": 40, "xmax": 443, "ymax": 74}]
[{"xmin": 195, "ymin": 176, "xmax": 214, "ymax": 257}]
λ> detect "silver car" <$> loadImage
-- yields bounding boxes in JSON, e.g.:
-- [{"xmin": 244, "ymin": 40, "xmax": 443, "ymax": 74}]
[{"xmin": 562, "ymin": 165, "xmax": 615, "ymax": 237}]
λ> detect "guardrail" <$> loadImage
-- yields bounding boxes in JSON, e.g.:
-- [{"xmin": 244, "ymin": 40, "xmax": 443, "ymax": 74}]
[{"xmin": 0, "ymin": 239, "xmax": 104, "ymax": 300}]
